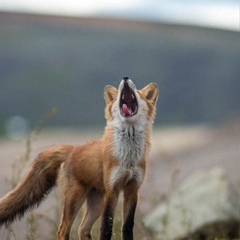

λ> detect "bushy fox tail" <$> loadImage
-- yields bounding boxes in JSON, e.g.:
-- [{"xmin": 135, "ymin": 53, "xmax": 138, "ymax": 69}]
[{"xmin": 0, "ymin": 145, "xmax": 74, "ymax": 226}]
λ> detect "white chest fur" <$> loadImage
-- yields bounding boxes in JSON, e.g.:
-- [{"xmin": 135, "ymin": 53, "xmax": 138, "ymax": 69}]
[
  {"xmin": 112, "ymin": 123, "xmax": 146, "ymax": 167},
  {"xmin": 108, "ymin": 121, "xmax": 149, "ymax": 188}
]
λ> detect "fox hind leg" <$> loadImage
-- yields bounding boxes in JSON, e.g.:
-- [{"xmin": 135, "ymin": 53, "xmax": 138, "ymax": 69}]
[
  {"xmin": 58, "ymin": 183, "xmax": 87, "ymax": 240},
  {"xmin": 79, "ymin": 190, "xmax": 104, "ymax": 240}
]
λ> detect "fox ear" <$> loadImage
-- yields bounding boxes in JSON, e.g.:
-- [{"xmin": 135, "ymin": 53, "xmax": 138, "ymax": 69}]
[
  {"xmin": 104, "ymin": 85, "xmax": 118, "ymax": 103},
  {"xmin": 141, "ymin": 83, "xmax": 159, "ymax": 105}
]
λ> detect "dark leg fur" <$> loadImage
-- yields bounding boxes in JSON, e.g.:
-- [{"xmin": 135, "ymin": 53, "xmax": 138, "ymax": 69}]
[
  {"xmin": 100, "ymin": 205, "xmax": 114, "ymax": 240},
  {"xmin": 122, "ymin": 183, "xmax": 139, "ymax": 240},
  {"xmin": 122, "ymin": 201, "xmax": 137, "ymax": 240},
  {"xmin": 99, "ymin": 192, "xmax": 119, "ymax": 240}
]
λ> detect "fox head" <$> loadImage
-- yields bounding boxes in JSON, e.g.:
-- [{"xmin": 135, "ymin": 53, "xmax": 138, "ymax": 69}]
[{"xmin": 104, "ymin": 77, "xmax": 158, "ymax": 124}]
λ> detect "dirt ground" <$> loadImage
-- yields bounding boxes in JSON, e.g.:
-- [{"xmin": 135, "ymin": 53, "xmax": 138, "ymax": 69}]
[{"xmin": 0, "ymin": 123, "xmax": 239, "ymax": 239}]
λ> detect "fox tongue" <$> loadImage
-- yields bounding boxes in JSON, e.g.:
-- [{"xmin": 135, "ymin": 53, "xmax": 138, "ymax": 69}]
[{"xmin": 122, "ymin": 104, "xmax": 132, "ymax": 116}]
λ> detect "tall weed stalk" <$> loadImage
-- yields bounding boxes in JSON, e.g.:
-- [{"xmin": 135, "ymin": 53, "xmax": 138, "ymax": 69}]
[{"xmin": 4, "ymin": 108, "xmax": 57, "ymax": 240}]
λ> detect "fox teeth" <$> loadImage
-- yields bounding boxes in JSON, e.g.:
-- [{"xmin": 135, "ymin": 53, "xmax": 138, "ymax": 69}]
[
  {"xmin": 132, "ymin": 94, "xmax": 134, "ymax": 99},
  {"xmin": 122, "ymin": 95, "xmax": 125, "ymax": 100}
]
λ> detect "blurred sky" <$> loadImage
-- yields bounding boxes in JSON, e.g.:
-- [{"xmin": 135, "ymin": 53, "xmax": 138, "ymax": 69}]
[{"xmin": 0, "ymin": 0, "xmax": 239, "ymax": 31}]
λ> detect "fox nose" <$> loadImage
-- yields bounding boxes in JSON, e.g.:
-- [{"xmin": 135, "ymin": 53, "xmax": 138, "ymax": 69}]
[{"xmin": 120, "ymin": 77, "xmax": 136, "ymax": 90}]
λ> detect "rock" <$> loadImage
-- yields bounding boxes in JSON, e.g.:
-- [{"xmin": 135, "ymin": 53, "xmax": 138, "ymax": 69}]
[{"xmin": 143, "ymin": 168, "xmax": 239, "ymax": 240}]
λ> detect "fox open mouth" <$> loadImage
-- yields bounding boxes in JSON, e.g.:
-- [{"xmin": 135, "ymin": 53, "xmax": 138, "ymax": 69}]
[{"xmin": 120, "ymin": 83, "xmax": 138, "ymax": 117}]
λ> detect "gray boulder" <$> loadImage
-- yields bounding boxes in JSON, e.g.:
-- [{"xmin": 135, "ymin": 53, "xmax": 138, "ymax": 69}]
[{"xmin": 143, "ymin": 168, "xmax": 239, "ymax": 239}]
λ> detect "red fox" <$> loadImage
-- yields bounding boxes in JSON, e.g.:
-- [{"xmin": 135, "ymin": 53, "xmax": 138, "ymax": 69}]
[{"xmin": 0, "ymin": 77, "xmax": 158, "ymax": 240}]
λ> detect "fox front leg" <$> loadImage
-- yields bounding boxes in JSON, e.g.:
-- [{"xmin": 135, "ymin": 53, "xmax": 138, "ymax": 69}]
[
  {"xmin": 122, "ymin": 183, "xmax": 139, "ymax": 240},
  {"xmin": 99, "ymin": 191, "xmax": 119, "ymax": 240}
]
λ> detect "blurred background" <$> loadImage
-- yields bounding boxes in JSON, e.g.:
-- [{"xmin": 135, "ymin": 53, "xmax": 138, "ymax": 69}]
[
  {"xmin": 0, "ymin": 1, "xmax": 239, "ymax": 239},
  {"xmin": 0, "ymin": 0, "xmax": 239, "ymax": 135}
]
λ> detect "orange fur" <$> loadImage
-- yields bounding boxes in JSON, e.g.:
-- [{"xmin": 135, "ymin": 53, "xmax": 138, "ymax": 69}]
[{"xmin": 0, "ymin": 78, "xmax": 158, "ymax": 240}]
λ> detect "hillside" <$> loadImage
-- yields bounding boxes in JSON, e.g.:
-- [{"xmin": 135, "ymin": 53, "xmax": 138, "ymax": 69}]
[{"xmin": 0, "ymin": 12, "xmax": 239, "ymax": 133}]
